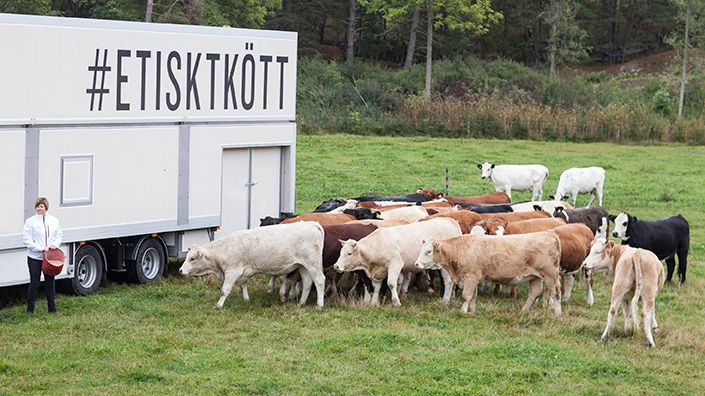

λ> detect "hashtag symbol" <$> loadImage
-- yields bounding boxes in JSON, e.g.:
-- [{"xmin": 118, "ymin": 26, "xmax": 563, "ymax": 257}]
[{"xmin": 86, "ymin": 49, "xmax": 111, "ymax": 111}]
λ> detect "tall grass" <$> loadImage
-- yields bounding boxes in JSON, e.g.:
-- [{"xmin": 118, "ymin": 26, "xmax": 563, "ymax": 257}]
[{"xmin": 298, "ymin": 57, "xmax": 705, "ymax": 144}]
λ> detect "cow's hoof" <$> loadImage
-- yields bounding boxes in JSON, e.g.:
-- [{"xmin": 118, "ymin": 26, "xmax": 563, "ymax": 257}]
[
  {"xmin": 652, "ymin": 326, "xmax": 660, "ymax": 333},
  {"xmin": 601, "ymin": 335, "xmax": 608, "ymax": 342},
  {"xmin": 647, "ymin": 342, "xmax": 655, "ymax": 348}
]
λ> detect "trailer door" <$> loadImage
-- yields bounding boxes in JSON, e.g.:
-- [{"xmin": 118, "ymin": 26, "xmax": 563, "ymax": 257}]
[
  {"xmin": 218, "ymin": 149, "xmax": 249, "ymax": 238},
  {"xmin": 249, "ymin": 147, "xmax": 282, "ymax": 228}
]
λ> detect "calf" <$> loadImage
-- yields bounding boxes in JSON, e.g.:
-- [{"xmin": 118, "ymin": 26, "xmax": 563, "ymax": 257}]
[
  {"xmin": 179, "ymin": 221, "xmax": 326, "ymax": 308},
  {"xmin": 552, "ymin": 223, "xmax": 594, "ymax": 302},
  {"xmin": 473, "ymin": 217, "xmax": 566, "ymax": 236},
  {"xmin": 353, "ymin": 188, "xmax": 441, "ymax": 203},
  {"xmin": 414, "ymin": 232, "xmax": 562, "ymax": 315},
  {"xmin": 470, "ymin": 203, "xmax": 514, "ymax": 214},
  {"xmin": 342, "ymin": 208, "xmax": 381, "ymax": 220},
  {"xmin": 259, "ymin": 213, "xmax": 296, "ymax": 226},
  {"xmin": 479, "ymin": 210, "xmax": 552, "ymax": 223},
  {"xmin": 582, "ymin": 238, "xmax": 665, "ymax": 347},
  {"xmin": 333, "ymin": 217, "xmax": 462, "ymax": 306},
  {"xmin": 511, "ymin": 200, "xmax": 572, "ymax": 213},
  {"xmin": 314, "ymin": 199, "xmax": 347, "ymax": 212},
  {"xmin": 551, "ymin": 167, "xmax": 605, "ymax": 207},
  {"xmin": 610, "ymin": 212, "xmax": 689, "ymax": 284},
  {"xmin": 552, "ymin": 205, "xmax": 609, "ymax": 235},
  {"xmin": 322, "ymin": 223, "xmax": 378, "ymax": 299},
  {"xmin": 379, "ymin": 206, "xmax": 430, "ymax": 222},
  {"xmin": 477, "ymin": 162, "xmax": 549, "ymax": 201}
]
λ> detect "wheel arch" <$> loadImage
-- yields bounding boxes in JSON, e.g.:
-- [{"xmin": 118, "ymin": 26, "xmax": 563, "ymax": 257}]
[
  {"xmin": 131, "ymin": 235, "xmax": 169, "ymax": 276},
  {"xmin": 73, "ymin": 241, "xmax": 108, "ymax": 274}
]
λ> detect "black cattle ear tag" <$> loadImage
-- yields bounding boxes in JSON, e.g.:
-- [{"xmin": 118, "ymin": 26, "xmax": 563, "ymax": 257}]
[{"xmin": 608, "ymin": 215, "xmax": 616, "ymax": 223}]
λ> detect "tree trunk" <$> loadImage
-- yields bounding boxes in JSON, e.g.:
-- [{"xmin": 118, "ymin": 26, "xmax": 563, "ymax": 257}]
[
  {"xmin": 404, "ymin": 7, "xmax": 419, "ymax": 70},
  {"xmin": 345, "ymin": 0, "xmax": 357, "ymax": 65},
  {"xmin": 145, "ymin": 0, "xmax": 154, "ymax": 22},
  {"xmin": 283, "ymin": 0, "xmax": 292, "ymax": 13},
  {"xmin": 548, "ymin": 3, "xmax": 557, "ymax": 76},
  {"xmin": 424, "ymin": 5, "xmax": 433, "ymax": 101},
  {"xmin": 678, "ymin": 2, "xmax": 691, "ymax": 119}
]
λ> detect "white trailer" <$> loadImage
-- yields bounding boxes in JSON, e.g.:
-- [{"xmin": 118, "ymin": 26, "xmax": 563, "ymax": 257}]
[{"xmin": 0, "ymin": 14, "xmax": 297, "ymax": 294}]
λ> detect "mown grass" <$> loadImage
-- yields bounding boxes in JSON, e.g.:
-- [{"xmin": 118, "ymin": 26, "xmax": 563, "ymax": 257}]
[{"xmin": 2, "ymin": 135, "xmax": 705, "ymax": 395}]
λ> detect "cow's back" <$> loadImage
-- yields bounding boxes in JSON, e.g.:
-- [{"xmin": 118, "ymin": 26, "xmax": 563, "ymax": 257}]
[
  {"xmin": 626, "ymin": 215, "xmax": 689, "ymax": 260},
  {"xmin": 233, "ymin": 221, "xmax": 324, "ymax": 273},
  {"xmin": 481, "ymin": 210, "xmax": 551, "ymax": 222},
  {"xmin": 281, "ymin": 212, "xmax": 354, "ymax": 225},
  {"xmin": 505, "ymin": 217, "xmax": 566, "ymax": 234}
]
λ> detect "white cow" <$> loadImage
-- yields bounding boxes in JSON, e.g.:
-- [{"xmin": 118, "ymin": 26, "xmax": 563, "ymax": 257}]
[
  {"xmin": 333, "ymin": 217, "xmax": 462, "ymax": 306},
  {"xmin": 477, "ymin": 162, "xmax": 549, "ymax": 201},
  {"xmin": 179, "ymin": 221, "xmax": 326, "ymax": 309},
  {"xmin": 552, "ymin": 167, "xmax": 605, "ymax": 207},
  {"xmin": 379, "ymin": 206, "xmax": 429, "ymax": 223}
]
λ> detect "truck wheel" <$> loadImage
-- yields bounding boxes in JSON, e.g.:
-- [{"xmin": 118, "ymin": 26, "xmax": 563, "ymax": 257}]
[
  {"xmin": 127, "ymin": 238, "xmax": 165, "ymax": 284},
  {"xmin": 71, "ymin": 245, "xmax": 104, "ymax": 295}
]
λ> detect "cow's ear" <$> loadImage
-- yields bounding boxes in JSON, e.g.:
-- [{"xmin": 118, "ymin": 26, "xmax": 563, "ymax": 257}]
[
  {"xmin": 555, "ymin": 206, "xmax": 563, "ymax": 213},
  {"xmin": 605, "ymin": 240, "xmax": 615, "ymax": 250},
  {"xmin": 549, "ymin": 195, "xmax": 555, "ymax": 200},
  {"xmin": 374, "ymin": 211, "xmax": 381, "ymax": 219},
  {"xmin": 533, "ymin": 204, "xmax": 542, "ymax": 211},
  {"xmin": 562, "ymin": 195, "xmax": 570, "ymax": 200},
  {"xmin": 608, "ymin": 215, "xmax": 616, "ymax": 223},
  {"xmin": 630, "ymin": 215, "xmax": 637, "ymax": 223},
  {"xmin": 491, "ymin": 164, "xmax": 495, "ymax": 169},
  {"xmin": 190, "ymin": 246, "xmax": 202, "ymax": 259},
  {"xmin": 476, "ymin": 164, "xmax": 482, "ymax": 169}
]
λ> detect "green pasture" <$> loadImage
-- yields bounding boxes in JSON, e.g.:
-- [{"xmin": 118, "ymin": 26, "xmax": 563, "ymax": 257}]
[{"xmin": 1, "ymin": 135, "xmax": 704, "ymax": 395}]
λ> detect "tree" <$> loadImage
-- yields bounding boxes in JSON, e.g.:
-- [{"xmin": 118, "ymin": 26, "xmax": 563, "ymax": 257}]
[
  {"xmin": 545, "ymin": 0, "xmax": 589, "ymax": 76},
  {"xmin": 345, "ymin": 0, "xmax": 358, "ymax": 64},
  {"xmin": 404, "ymin": 7, "xmax": 420, "ymax": 70},
  {"xmin": 146, "ymin": 0, "xmax": 153, "ymax": 22},
  {"xmin": 668, "ymin": 0, "xmax": 705, "ymax": 118}
]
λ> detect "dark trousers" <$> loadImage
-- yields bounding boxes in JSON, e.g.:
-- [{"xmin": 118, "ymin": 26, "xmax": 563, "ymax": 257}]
[{"xmin": 27, "ymin": 257, "xmax": 56, "ymax": 313}]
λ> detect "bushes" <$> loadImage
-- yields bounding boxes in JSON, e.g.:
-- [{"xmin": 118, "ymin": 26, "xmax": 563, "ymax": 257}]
[{"xmin": 297, "ymin": 56, "xmax": 705, "ymax": 144}]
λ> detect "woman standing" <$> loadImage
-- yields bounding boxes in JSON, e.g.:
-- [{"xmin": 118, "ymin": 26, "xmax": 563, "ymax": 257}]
[{"xmin": 22, "ymin": 197, "xmax": 63, "ymax": 314}]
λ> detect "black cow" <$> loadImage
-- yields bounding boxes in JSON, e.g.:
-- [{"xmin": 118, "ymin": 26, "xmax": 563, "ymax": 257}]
[
  {"xmin": 314, "ymin": 199, "xmax": 348, "ymax": 212},
  {"xmin": 553, "ymin": 205, "xmax": 609, "ymax": 235},
  {"xmin": 342, "ymin": 208, "xmax": 382, "ymax": 220},
  {"xmin": 259, "ymin": 213, "xmax": 296, "ymax": 227},
  {"xmin": 352, "ymin": 188, "xmax": 442, "ymax": 203},
  {"xmin": 470, "ymin": 204, "xmax": 514, "ymax": 214},
  {"xmin": 609, "ymin": 212, "xmax": 690, "ymax": 284}
]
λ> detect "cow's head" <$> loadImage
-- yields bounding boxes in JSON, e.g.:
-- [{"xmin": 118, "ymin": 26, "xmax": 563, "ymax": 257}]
[
  {"xmin": 477, "ymin": 162, "xmax": 495, "ymax": 179},
  {"xmin": 473, "ymin": 217, "xmax": 507, "ymax": 236},
  {"xmin": 610, "ymin": 212, "xmax": 635, "ymax": 240},
  {"xmin": 415, "ymin": 240, "xmax": 442, "ymax": 270},
  {"xmin": 333, "ymin": 239, "xmax": 365, "ymax": 272},
  {"xmin": 469, "ymin": 225, "xmax": 487, "ymax": 236},
  {"xmin": 596, "ymin": 217, "xmax": 609, "ymax": 239},
  {"xmin": 582, "ymin": 237, "xmax": 614, "ymax": 272},
  {"xmin": 179, "ymin": 245, "xmax": 218, "ymax": 277},
  {"xmin": 344, "ymin": 208, "xmax": 381, "ymax": 220},
  {"xmin": 259, "ymin": 216, "xmax": 283, "ymax": 226},
  {"xmin": 552, "ymin": 206, "xmax": 569, "ymax": 222},
  {"xmin": 416, "ymin": 188, "xmax": 443, "ymax": 200}
]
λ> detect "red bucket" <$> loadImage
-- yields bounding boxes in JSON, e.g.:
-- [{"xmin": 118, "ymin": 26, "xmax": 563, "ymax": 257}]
[{"xmin": 42, "ymin": 247, "xmax": 65, "ymax": 277}]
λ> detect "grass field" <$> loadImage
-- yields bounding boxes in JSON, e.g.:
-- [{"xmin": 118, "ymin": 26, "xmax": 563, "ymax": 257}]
[{"xmin": 1, "ymin": 135, "xmax": 704, "ymax": 395}]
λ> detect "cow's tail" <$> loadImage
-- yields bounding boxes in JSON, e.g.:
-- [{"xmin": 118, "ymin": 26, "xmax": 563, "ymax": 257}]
[{"xmin": 630, "ymin": 253, "xmax": 643, "ymax": 331}]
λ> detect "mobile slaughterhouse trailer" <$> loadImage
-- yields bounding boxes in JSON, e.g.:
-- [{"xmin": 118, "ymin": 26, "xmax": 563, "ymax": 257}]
[{"xmin": 0, "ymin": 14, "xmax": 297, "ymax": 294}]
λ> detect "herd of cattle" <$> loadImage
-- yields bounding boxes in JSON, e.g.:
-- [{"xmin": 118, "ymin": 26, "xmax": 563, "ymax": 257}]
[{"xmin": 179, "ymin": 164, "xmax": 691, "ymax": 347}]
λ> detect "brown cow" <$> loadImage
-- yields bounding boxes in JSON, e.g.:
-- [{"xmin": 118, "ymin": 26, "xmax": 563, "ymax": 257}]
[
  {"xmin": 414, "ymin": 232, "xmax": 562, "ymax": 315},
  {"xmin": 445, "ymin": 192, "xmax": 511, "ymax": 205},
  {"xmin": 322, "ymin": 223, "xmax": 378, "ymax": 297},
  {"xmin": 422, "ymin": 210, "xmax": 483, "ymax": 234},
  {"xmin": 479, "ymin": 210, "xmax": 551, "ymax": 223},
  {"xmin": 582, "ymin": 238, "xmax": 665, "ymax": 347},
  {"xmin": 281, "ymin": 212, "xmax": 356, "ymax": 225},
  {"xmin": 552, "ymin": 223, "xmax": 594, "ymax": 302}
]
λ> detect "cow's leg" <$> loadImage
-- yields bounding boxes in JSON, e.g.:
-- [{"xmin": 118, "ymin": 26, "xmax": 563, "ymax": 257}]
[
  {"xmin": 240, "ymin": 280, "xmax": 250, "ymax": 302},
  {"xmin": 297, "ymin": 268, "xmax": 313, "ymax": 307},
  {"xmin": 532, "ymin": 184, "xmax": 541, "ymax": 201},
  {"xmin": 308, "ymin": 267, "xmax": 326, "ymax": 309},
  {"xmin": 521, "ymin": 279, "xmax": 543, "ymax": 312},
  {"xmin": 493, "ymin": 283, "xmax": 501, "ymax": 295},
  {"xmin": 601, "ymin": 289, "xmax": 626, "ymax": 342},
  {"xmin": 621, "ymin": 295, "xmax": 633, "ymax": 332},
  {"xmin": 571, "ymin": 191, "xmax": 578, "ymax": 207},
  {"xmin": 651, "ymin": 306, "xmax": 660, "ymax": 333},
  {"xmin": 460, "ymin": 278, "xmax": 479, "ymax": 314},
  {"xmin": 267, "ymin": 276, "xmax": 276, "ymax": 293},
  {"xmin": 585, "ymin": 269, "xmax": 594, "ymax": 306},
  {"xmin": 561, "ymin": 274, "xmax": 575, "ymax": 302},
  {"xmin": 664, "ymin": 256, "xmax": 676, "ymax": 283},
  {"xmin": 503, "ymin": 186, "xmax": 512, "ymax": 201},
  {"xmin": 217, "ymin": 267, "xmax": 244, "ymax": 308},
  {"xmin": 677, "ymin": 245, "xmax": 688, "ymax": 284},
  {"xmin": 510, "ymin": 286, "xmax": 518, "ymax": 299},
  {"xmin": 440, "ymin": 269, "xmax": 454, "ymax": 305},
  {"xmin": 425, "ymin": 270, "xmax": 435, "ymax": 294},
  {"xmin": 596, "ymin": 182, "xmax": 604, "ymax": 206},
  {"xmin": 643, "ymin": 296, "xmax": 656, "ymax": 347},
  {"xmin": 278, "ymin": 275, "xmax": 288, "ymax": 302},
  {"xmin": 401, "ymin": 272, "xmax": 413, "ymax": 297},
  {"xmin": 370, "ymin": 280, "xmax": 383, "ymax": 306},
  {"xmin": 387, "ymin": 262, "xmax": 404, "ymax": 306}
]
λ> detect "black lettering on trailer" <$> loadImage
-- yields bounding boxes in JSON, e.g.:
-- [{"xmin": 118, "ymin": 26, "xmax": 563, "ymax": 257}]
[
  {"xmin": 116, "ymin": 49, "xmax": 131, "ymax": 111},
  {"xmin": 260, "ymin": 55, "xmax": 272, "ymax": 110},
  {"xmin": 276, "ymin": 56, "xmax": 288, "ymax": 110},
  {"xmin": 241, "ymin": 53, "xmax": 255, "ymax": 110},
  {"xmin": 206, "ymin": 53, "xmax": 220, "ymax": 110},
  {"xmin": 155, "ymin": 51, "xmax": 161, "ymax": 110},
  {"xmin": 186, "ymin": 52, "xmax": 201, "ymax": 110},
  {"xmin": 224, "ymin": 54, "xmax": 238, "ymax": 110},
  {"xmin": 136, "ymin": 50, "xmax": 151, "ymax": 111},
  {"xmin": 167, "ymin": 51, "xmax": 181, "ymax": 111}
]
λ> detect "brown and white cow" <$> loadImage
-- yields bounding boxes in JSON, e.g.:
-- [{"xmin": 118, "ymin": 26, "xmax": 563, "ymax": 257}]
[
  {"xmin": 582, "ymin": 237, "xmax": 665, "ymax": 347},
  {"xmin": 333, "ymin": 217, "xmax": 462, "ymax": 306},
  {"xmin": 422, "ymin": 210, "xmax": 484, "ymax": 234},
  {"xmin": 281, "ymin": 212, "xmax": 357, "ymax": 225},
  {"xmin": 179, "ymin": 221, "xmax": 326, "ymax": 309},
  {"xmin": 472, "ymin": 217, "xmax": 566, "ymax": 236},
  {"xmin": 379, "ymin": 205, "xmax": 430, "ymax": 222},
  {"xmin": 414, "ymin": 232, "xmax": 562, "ymax": 315}
]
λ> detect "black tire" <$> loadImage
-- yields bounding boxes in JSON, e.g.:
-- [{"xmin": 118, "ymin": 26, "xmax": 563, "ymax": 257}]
[
  {"xmin": 127, "ymin": 238, "xmax": 165, "ymax": 284},
  {"xmin": 70, "ymin": 245, "xmax": 104, "ymax": 295}
]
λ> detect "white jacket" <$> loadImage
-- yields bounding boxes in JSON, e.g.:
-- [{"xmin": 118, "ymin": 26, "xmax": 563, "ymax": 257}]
[{"xmin": 22, "ymin": 214, "xmax": 63, "ymax": 260}]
